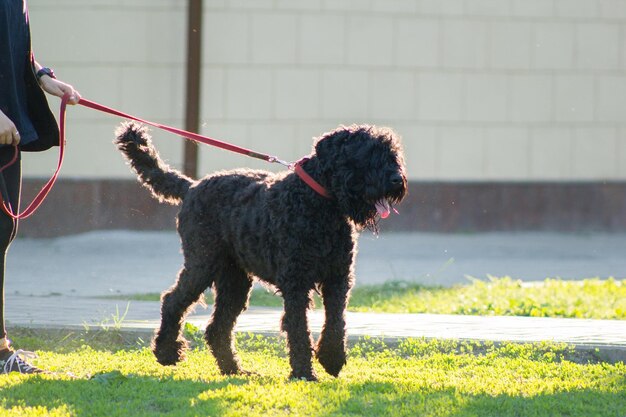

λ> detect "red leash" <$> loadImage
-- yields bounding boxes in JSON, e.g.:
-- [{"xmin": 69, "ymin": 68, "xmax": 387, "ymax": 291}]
[
  {"xmin": 79, "ymin": 98, "xmax": 276, "ymax": 163},
  {"xmin": 0, "ymin": 93, "xmax": 69, "ymax": 220},
  {"xmin": 78, "ymin": 97, "xmax": 332, "ymax": 199},
  {"xmin": 0, "ymin": 94, "xmax": 331, "ymax": 219}
]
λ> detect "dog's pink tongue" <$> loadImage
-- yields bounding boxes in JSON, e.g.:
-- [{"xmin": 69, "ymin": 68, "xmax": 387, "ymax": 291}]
[{"xmin": 376, "ymin": 200, "xmax": 391, "ymax": 219}]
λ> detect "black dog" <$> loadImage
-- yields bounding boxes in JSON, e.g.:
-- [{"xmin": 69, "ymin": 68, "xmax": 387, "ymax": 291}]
[{"xmin": 115, "ymin": 122, "xmax": 407, "ymax": 381}]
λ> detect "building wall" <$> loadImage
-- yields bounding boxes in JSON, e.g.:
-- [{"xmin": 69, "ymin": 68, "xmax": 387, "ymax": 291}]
[{"xmin": 25, "ymin": 0, "xmax": 626, "ymax": 182}]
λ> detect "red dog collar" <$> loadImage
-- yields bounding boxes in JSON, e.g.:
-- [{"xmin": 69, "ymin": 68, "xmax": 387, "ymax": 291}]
[{"xmin": 292, "ymin": 158, "xmax": 332, "ymax": 199}]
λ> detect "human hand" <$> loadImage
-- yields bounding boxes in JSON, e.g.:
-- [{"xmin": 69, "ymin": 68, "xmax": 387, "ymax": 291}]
[
  {"xmin": 0, "ymin": 110, "xmax": 20, "ymax": 146},
  {"xmin": 39, "ymin": 76, "xmax": 81, "ymax": 105}
]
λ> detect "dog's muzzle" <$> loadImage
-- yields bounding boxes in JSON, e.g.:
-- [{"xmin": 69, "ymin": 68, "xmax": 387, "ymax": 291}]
[
  {"xmin": 389, "ymin": 173, "xmax": 404, "ymax": 191},
  {"xmin": 375, "ymin": 172, "xmax": 406, "ymax": 219}
]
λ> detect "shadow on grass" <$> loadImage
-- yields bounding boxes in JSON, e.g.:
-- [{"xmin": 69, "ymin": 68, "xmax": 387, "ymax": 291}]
[
  {"xmin": 2, "ymin": 371, "xmax": 625, "ymax": 417},
  {"xmin": 1, "ymin": 375, "xmax": 248, "ymax": 417},
  {"xmin": 4, "ymin": 330, "xmax": 625, "ymax": 416},
  {"xmin": 318, "ymin": 380, "xmax": 626, "ymax": 417}
]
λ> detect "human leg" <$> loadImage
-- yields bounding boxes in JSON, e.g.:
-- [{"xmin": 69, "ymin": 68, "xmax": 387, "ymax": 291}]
[
  {"xmin": 0, "ymin": 146, "xmax": 21, "ymax": 341},
  {"xmin": 0, "ymin": 148, "xmax": 43, "ymax": 374}
]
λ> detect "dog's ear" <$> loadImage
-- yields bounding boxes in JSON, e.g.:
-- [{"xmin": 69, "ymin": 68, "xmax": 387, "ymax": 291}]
[{"xmin": 313, "ymin": 126, "xmax": 352, "ymax": 159}]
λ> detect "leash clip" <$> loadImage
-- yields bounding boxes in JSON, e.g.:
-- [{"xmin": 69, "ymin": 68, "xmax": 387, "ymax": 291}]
[{"xmin": 267, "ymin": 156, "xmax": 292, "ymax": 168}]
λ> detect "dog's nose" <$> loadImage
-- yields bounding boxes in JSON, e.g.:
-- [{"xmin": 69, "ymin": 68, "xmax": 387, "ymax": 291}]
[{"xmin": 389, "ymin": 173, "xmax": 404, "ymax": 188}]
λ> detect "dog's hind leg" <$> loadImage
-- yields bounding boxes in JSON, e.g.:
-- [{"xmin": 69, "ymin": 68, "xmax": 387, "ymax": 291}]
[
  {"xmin": 152, "ymin": 265, "xmax": 211, "ymax": 366},
  {"xmin": 204, "ymin": 265, "xmax": 253, "ymax": 375}
]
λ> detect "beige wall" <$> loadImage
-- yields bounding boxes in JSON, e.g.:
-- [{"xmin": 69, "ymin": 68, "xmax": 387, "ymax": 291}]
[{"xmin": 24, "ymin": 0, "xmax": 626, "ymax": 181}]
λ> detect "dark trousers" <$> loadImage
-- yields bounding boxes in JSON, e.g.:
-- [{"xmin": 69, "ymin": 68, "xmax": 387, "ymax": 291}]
[{"xmin": 0, "ymin": 146, "xmax": 21, "ymax": 339}]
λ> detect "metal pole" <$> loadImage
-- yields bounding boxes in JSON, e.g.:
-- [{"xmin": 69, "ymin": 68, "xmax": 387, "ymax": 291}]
[{"xmin": 183, "ymin": 0, "xmax": 202, "ymax": 178}]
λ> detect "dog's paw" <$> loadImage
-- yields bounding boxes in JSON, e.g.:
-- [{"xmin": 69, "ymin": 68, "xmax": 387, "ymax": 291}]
[
  {"xmin": 316, "ymin": 342, "xmax": 346, "ymax": 377},
  {"xmin": 217, "ymin": 361, "xmax": 248, "ymax": 376},
  {"xmin": 153, "ymin": 338, "xmax": 188, "ymax": 366},
  {"xmin": 222, "ymin": 367, "xmax": 256, "ymax": 377},
  {"xmin": 288, "ymin": 370, "xmax": 319, "ymax": 382}
]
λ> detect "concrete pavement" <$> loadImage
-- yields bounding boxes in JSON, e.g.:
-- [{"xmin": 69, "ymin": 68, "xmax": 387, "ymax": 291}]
[
  {"xmin": 4, "ymin": 230, "xmax": 626, "ymax": 362},
  {"xmin": 7, "ymin": 292, "xmax": 626, "ymax": 363},
  {"xmin": 6, "ymin": 230, "xmax": 626, "ymax": 296}
]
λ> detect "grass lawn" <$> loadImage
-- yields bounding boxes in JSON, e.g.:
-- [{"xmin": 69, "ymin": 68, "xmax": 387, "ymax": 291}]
[
  {"xmin": 1, "ymin": 330, "xmax": 625, "ymax": 417},
  {"xmin": 348, "ymin": 277, "xmax": 626, "ymax": 319},
  {"xmin": 112, "ymin": 277, "xmax": 626, "ymax": 320}
]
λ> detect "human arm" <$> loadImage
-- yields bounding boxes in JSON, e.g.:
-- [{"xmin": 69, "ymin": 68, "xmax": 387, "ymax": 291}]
[{"xmin": 34, "ymin": 61, "xmax": 81, "ymax": 105}]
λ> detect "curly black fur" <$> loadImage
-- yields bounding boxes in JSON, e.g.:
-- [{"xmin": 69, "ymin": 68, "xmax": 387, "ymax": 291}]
[{"xmin": 115, "ymin": 121, "xmax": 407, "ymax": 381}]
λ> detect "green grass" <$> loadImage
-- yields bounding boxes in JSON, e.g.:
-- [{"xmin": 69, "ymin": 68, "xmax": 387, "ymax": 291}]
[
  {"xmin": 1, "ymin": 329, "xmax": 624, "ymax": 417},
  {"xmin": 110, "ymin": 277, "xmax": 626, "ymax": 320},
  {"xmin": 348, "ymin": 277, "xmax": 626, "ymax": 319}
]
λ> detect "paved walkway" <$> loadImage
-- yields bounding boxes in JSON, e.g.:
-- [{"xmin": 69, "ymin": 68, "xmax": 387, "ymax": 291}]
[{"xmin": 5, "ymin": 231, "xmax": 626, "ymax": 362}]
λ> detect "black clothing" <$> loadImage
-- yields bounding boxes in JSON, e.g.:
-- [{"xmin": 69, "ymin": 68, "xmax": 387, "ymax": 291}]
[
  {"xmin": 0, "ymin": 0, "xmax": 59, "ymax": 338},
  {"xmin": 0, "ymin": 0, "xmax": 59, "ymax": 152}
]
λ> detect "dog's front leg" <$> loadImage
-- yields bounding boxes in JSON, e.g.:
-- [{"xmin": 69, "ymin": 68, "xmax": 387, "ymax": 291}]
[
  {"xmin": 281, "ymin": 288, "xmax": 317, "ymax": 381},
  {"xmin": 315, "ymin": 279, "xmax": 350, "ymax": 377}
]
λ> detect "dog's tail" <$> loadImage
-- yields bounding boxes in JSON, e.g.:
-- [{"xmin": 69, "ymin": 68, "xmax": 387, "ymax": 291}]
[{"xmin": 115, "ymin": 122, "xmax": 192, "ymax": 205}]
